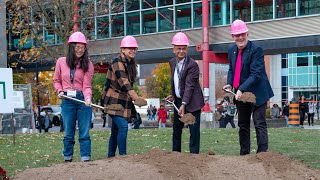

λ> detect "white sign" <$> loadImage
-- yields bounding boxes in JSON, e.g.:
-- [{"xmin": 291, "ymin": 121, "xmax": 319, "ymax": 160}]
[
  {"xmin": 135, "ymin": 98, "xmax": 160, "ymax": 114},
  {"xmin": 0, "ymin": 68, "xmax": 14, "ymax": 113},
  {"xmin": 12, "ymin": 91, "xmax": 25, "ymax": 109}
]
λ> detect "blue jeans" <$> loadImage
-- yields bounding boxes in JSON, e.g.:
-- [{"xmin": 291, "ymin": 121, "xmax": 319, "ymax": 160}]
[
  {"xmin": 108, "ymin": 115, "xmax": 128, "ymax": 157},
  {"xmin": 61, "ymin": 92, "xmax": 92, "ymax": 161}
]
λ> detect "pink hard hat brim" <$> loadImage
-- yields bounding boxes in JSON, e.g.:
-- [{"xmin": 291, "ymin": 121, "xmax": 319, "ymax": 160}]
[
  {"xmin": 230, "ymin": 29, "xmax": 249, "ymax": 35},
  {"xmin": 172, "ymin": 43, "xmax": 189, "ymax": 46},
  {"xmin": 68, "ymin": 41, "xmax": 87, "ymax": 45}
]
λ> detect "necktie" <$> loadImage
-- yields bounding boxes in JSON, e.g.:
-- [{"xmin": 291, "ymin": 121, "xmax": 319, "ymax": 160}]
[{"xmin": 233, "ymin": 49, "xmax": 242, "ymax": 89}]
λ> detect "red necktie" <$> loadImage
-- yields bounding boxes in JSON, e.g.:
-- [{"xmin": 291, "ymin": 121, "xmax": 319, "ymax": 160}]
[{"xmin": 233, "ymin": 49, "xmax": 242, "ymax": 89}]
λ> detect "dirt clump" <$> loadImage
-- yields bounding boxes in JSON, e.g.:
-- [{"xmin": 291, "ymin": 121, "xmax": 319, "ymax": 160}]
[{"xmin": 13, "ymin": 149, "xmax": 320, "ymax": 180}]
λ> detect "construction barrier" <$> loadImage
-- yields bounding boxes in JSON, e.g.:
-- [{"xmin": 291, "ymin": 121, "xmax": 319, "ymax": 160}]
[{"xmin": 288, "ymin": 102, "xmax": 300, "ymax": 127}]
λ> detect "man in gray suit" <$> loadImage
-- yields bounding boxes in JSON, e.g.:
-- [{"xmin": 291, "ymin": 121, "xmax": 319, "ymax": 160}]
[
  {"xmin": 166, "ymin": 32, "xmax": 204, "ymax": 154},
  {"xmin": 223, "ymin": 20, "xmax": 274, "ymax": 155}
]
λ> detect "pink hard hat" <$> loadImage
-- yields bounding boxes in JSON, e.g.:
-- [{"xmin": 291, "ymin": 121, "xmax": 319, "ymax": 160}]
[
  {"xmin": 230, "ymin": 19, "xmax": 249, "ymax": 35},
  {"xmin": 172, "ymin": 32, "xmax": 189, "ymax": 46},
  {"xmin": 68, "ymin": 31, "xmax": 87, "ymax": 44},
  {"xmin": 120, "ymin": 36, "xmax": 138, "ymax": 48}
]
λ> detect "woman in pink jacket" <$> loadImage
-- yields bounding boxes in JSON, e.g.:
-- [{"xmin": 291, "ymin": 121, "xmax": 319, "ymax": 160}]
[{"xmin": 53, "ymin": 32, "xmax": 94, "ymax": 162}]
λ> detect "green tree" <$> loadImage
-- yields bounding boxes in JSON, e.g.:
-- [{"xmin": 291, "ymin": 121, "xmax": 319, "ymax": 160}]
[
  {"xmin": 92, "ymin": 73, "xmax": 106, "ymax": 104},
  {"xmin": 145, "ymin": 63, "xmax": 171, "ymax": 99}
]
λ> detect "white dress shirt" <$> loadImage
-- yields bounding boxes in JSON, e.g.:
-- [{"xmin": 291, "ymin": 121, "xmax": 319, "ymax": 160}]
[{"xmin": 174, "ymin": 58, "xmax": 185, "ymax": 98}]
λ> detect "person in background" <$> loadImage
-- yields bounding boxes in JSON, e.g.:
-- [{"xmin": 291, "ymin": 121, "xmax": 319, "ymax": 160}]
[
  {"xmin": 101, "ymin": 36, "xmax": 147, "ymax": 158},
  {"xmin": 282, "ymin": 101, "xmax": 289, "ymax": 127},
  {"xmin": 299, "ymin": 95, "xmax": 308, "ymax": 128},
  {"xmin": 151, "ymin": 106, "xmax": 157, "ymax": 121},
  {"xmin": 165, "ymin": 32, "xmax": 204, "ymax": 154},
  {"xmin": 91, "ymin": 111, "xmax": 95, "ymax": 129},
  {"xmin": 158, "ymin": 105, "xmax": 167, "ymax": 128},
  {"xmin": 271, "ymin": 104, "xmax": 280, "ymax": 119},
  {"xmin": 147, "ymin": 107, "xmax": 152, "ymax": 121},
  {"xmin": 101, "ymin": 113, "xmax": 107, "ymax": 128},
  {"xmin": 223, "ymin": 20, "xmax": 274, "ymax": 155},
  {"xmin": 53, "ymin": 31, "xmax": 94, "ymax": 162},
  {"xmin": 222, "ymin": 96, "xmax": 236, "ymax": 128},
  {"xmin": 43, "ymin": 110, "xmax": 51, "ymax": 133},
  {"xmin": 307, "ymin": 99, "xmax": 316, "ymax": 126},
  {"xmin": 133, "ymin": 112, "xmax": 142, "ymax": 129}
]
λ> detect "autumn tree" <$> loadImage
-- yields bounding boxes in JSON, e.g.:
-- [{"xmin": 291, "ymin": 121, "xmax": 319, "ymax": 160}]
[
  {"xmin": 145, "ymin": 63, "xmax": 171, "ymax": 99},
  {"xmin": 7, "ymin": 0, "xmax": 127, "ymax": 106}
]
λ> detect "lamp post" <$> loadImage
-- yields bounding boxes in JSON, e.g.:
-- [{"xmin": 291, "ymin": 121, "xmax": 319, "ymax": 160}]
[{"xmin": 316, "ymin": 53, "xmax": 319, "ymax": 121}]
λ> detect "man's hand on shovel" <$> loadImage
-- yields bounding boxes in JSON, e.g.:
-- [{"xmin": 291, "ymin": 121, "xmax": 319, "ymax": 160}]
[{"xmin": 165, "ymin": 99, "xmax": 196, "ymax": 125}]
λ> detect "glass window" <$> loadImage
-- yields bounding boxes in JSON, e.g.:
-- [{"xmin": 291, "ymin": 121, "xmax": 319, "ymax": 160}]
[
  {"xmin": 314, "ymin": 56, "xmax": 320, "ymax": 66},
  {"xmin": 111, "ymin": 0, "xmax": 124, "ymax": 13},
  {"xmin": 297, "ymin": 57, "xmax": 308, "ymax": 66},
  {"xmin": 254, "ymin": 0, "xmax": 273, "ymax": 21},
  {"xmin": 143, "ymin": 0, "xmax": 155, "ymax": 9},
  {"xmin": 276, "ymin": 0, "xmax": 296, "ymax": 18},
  {"xmin": 282, "ymin": 76, "xmax": 287, "ymax": 86},
  {"xmin": 282, "ymin": 93, "xmax": 288, "ymax": 100},
  {"xmin": 142, "ymin": 10, "xmax": 156, "ymax": 33},
  {"xmin": 97, "ymin": 16, "xmax": 109, "ymax": 39},
  {"xmin": 282, "ymin": 86, "xmax": 288, "ymax": 91},
  {"xmin": 80, "ymin": 18, "xmax": 95, "ymax": 40},
  {"xmin": 158, "ymin": 8, "xmax": 173, "ymax": 32},
  {"xmin": 97, "ymin": 0, "xmax": 110, "ymax": 15},
  {"xmin": 44, "ymin": 26, "xmax": 55, "ymax": 45},
  {"xmin": 212, "ymin": 0, "xmax": 230, "ymax": 26},
  {"xmin": 111, "ymin": 14, "xmax": 124, "ymax": 37},
  {"xmin": 282, "ymin": 58, "xmax": 287, "ymax": 68},
  {"xmin": 233, "ymin": 0, "xmax": 251, "ymax": 22},
  {"xmin": 127, "ymin": 0, "xmax": 140, "ymax": 11},
  {"xmin": 80, "ymin": 1, "xmax": 95, "ymax": 17},
  {"xmin": 176, "ymin": 0, "xmax": 191, "ymax": 4},
  {"xmin": 159, "ymin": 0, "xmax": 173, "ymax": 6},
  {"xmin": 127, "ymin": 12, "xmax": 140, "ymax": 35},
  {"xmin": 176, "ymin": 5, "xmax": 191, "ymax": 29},
  {"xmin": 194, "ymin": 3, "xmax": 202, "ymax": 28},
  {"xmin": 299, "ymin": 0, "xmax": 320, "ymax": 16}
]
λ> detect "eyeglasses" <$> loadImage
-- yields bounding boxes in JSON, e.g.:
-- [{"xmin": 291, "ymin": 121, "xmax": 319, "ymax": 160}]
[
  {"xmin": 126, "ymin": 47, "xmax": 138, "ymax": 51},
  {"xmin": 233, "ymin": 33, "xmax": 247, "ymax": 38},
  {"xmin": 175, "ymin": 47, "xmax": 188, "ymax": 52},
  {"xmin": 75, "ymin": 46, "xmax": 86, "ymax": 51}
]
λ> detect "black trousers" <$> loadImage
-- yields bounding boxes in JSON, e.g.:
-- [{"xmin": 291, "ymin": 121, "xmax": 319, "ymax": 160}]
[
  {"xmin": 172, "ymin": 98, "xmax": 201, "ymax": 154},
  {"xmin": 308, "ymin": 113, "xmax": 314, "ymax": 126},
  {"xmin": 236, "ymin": 101, "xmax": 268, "ymax": 155}
]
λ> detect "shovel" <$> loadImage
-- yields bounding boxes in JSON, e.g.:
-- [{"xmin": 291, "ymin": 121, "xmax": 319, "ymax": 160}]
[
  {"xmin": 165, "ymin": 99, "xmax": 196, "ymax": 124},
  {"xmin": 223, "ymin": 88, "xmax": 256, "ymax": 104},
  {"xmin": 60, "ymin": 95, "xmax": 124, "ymax": 112}
]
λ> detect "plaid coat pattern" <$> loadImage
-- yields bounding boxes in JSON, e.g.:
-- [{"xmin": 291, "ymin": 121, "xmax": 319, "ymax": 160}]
[{"xmin": 102, "ymin": 56, "xmax": 138, "ymax": 120}]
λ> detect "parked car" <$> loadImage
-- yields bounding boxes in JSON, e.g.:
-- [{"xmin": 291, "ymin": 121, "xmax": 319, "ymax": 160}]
[{"xmin": 40, "ymin": 106, "xmax": 62, "ymax": 126}]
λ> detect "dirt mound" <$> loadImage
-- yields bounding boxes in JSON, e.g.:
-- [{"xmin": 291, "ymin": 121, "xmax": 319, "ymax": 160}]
[{"xmin": 13, "ymin": 149, "xmax": 319, "ymax": 180}]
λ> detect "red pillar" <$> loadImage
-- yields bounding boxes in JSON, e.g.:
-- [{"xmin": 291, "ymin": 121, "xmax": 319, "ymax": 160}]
[
  {"xmin": 201, "ymin": 0, "xmax": 212, "ymax": 112},
  {"xmin": 73, "ymin": 0, "xmax": 79, "ymax": 32}
]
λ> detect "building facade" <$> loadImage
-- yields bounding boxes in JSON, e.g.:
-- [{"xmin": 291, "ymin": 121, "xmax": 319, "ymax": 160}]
[{"xmin": 6, "ymin": 0, "xmax": 320, "ymax": 108}]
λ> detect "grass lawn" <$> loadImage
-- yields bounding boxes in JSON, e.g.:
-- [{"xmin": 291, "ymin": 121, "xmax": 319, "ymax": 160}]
[{"xmin": 1, "ymin": 128, "xmax": 320, "ymax": 177}]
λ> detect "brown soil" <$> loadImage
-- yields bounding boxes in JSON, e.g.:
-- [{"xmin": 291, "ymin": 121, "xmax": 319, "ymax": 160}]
[
  {"xmin": 13, "ymin": 148, "xmax": 319, "ymax": 180},
  {"xmin": 239, "ymin": 92, "xmax": 256, "ymax": 104}
]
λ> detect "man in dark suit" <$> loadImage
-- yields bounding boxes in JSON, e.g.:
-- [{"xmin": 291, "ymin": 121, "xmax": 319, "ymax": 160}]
[
  {"xmin": 166, "ymin": 32, "xmax": 204, "ymax": 154},
  {"xmin": 223, "ymin": 20, "xmax": 274, "ymax": 155}
]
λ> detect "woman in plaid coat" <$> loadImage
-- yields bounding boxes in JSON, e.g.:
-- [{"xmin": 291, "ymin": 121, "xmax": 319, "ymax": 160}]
[{"xmin": 102, "ymin": 36, "xmax": 146, "ymax": 157}]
